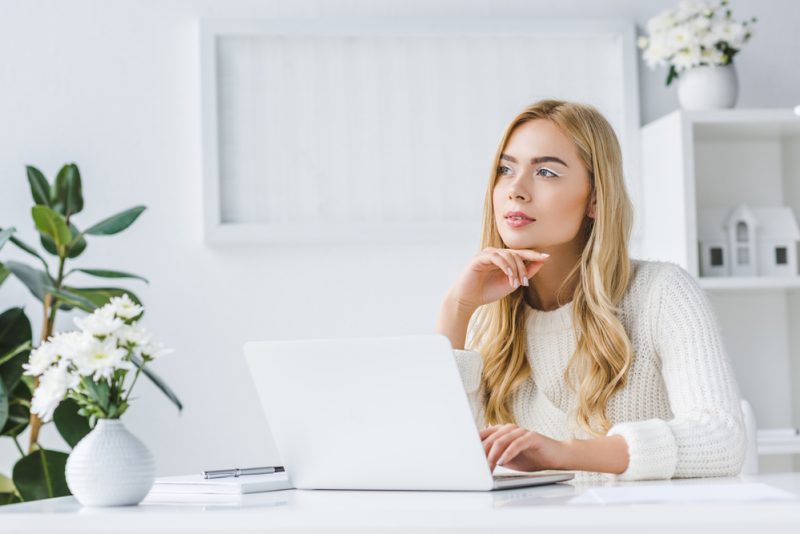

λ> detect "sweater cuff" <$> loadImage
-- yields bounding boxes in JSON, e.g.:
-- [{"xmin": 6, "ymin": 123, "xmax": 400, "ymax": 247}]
[
  {"xmin": 452, "ymin": 349, "xmax": 482, "ymax": 393},
  {"xmin": 606, "ymin": 419, "xmax": 678, "ymax": 481}
]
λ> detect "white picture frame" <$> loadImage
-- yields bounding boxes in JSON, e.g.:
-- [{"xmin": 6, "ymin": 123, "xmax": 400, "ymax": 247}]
[{"xmin": 200, "ymin": 18, "xmax": 641, "ymax": 244}]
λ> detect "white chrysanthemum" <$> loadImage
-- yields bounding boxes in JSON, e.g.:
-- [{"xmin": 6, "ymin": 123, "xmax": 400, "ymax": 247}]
[
  {"xmin": 74, "ymin": 307, "xmax": 124, "ymax": 337},
  {"xmin": 23, "ymin": 342, "xmax": 60, "ymax": 377},
  {"xmin": 646, "ymin": 10, "xmax": 675, "ymax": 34},
  {"xmin": 49, "ymin": 330, "xmax": 94, "ymax": 361},
  {"xmin": 672, "ymin": 45, "xmax": 703, "ymax": 71},
  {"xmin": 108, "ymin": 294, "xmax": 143, "ymax": 320},
  {"xmin": 71, "ymin": 336, "xmax": 132, "ymax": 381},
  {"xmin": 30, "ymin": 362, "xmax": 79, "ymax": 422},
  {"xmin": 699, "ymin": 46, "xmax": 726, "ymax": 66},
  {"xmin": 676, "ymin": 0, "xmax": 707, "ymax": 19},
  {"xmin": 139, "ymin": 341, "xmax": 174, "ymax": 360},
  {"xmin": 114, "ymin": 324, "xmax": 152, "ymax": 347},
  {"xmin": 666, "ymin": 25, "xmax": 697, "ymax": 54},
  {"xmin": 643, "ymin": 38, "xmax": 670, "ymax": 68}
]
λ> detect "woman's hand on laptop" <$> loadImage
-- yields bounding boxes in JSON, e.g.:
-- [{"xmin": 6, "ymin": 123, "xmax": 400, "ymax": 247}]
[
  {"xmin": 480, "ymin": 423, "xmax": 568, "ymax": 473},
  {"xmin": 449, "ymin": 247, "xmax": 551, "ymax": 311}
]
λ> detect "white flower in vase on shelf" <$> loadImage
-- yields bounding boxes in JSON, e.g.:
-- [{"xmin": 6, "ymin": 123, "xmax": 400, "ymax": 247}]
[
  {"xmin": 23, "ymin": 294, "xmax": 180, "ymax": 506},
  {"xmin": 638, "ymin": 0, "xmax": 756, "ymax": 109}
]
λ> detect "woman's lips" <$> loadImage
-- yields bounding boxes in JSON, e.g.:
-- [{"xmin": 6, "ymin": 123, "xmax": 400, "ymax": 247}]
[{"xmin": 505, "ymin": 217, "xmax": 535, "ymax": 229}]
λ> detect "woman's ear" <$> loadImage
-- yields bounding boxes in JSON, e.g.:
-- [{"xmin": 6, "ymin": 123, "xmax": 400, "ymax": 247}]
[{"xmin": 587, "ymin": 190, "xmax": 597, "ymax": 219}]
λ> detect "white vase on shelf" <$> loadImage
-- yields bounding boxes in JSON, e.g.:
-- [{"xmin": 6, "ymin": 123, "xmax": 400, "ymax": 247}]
[
  {"xmin": 65, "ymin": 419, "xmax": 155, "ymax": 506},
  {"xmin": 677, "ymin": 63, "xmax": 739, "ymax": 110}
]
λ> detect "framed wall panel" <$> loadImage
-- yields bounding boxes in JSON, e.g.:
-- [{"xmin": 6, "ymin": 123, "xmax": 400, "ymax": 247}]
[{"xmin": 200, "ymin": 18, "xmax": 641, "ymax": 244}]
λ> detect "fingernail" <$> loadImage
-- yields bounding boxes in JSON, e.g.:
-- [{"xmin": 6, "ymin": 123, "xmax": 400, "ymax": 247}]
[
  {"xmin": 498, "ymin": 456, "xmax": 506, "ymax": 465},
  {"xmin": 506, "ymin": 268, "xmax": 513, "ymax": 276},
  {"xmin": 541, "ymin": 253, "xmax": 550, "ymax": 258},
  {"xmin": 513, "ymin": 279, "xmax": 519, "ymax": 289},
  {"xmin": 522, "ymin": 277, "xmax": 529, "ymax": 286}
]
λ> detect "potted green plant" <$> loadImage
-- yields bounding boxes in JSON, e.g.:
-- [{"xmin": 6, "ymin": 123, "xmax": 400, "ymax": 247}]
[{"xmin": 0, "ymin": 163, "xmax": 181, "ymax": 504}]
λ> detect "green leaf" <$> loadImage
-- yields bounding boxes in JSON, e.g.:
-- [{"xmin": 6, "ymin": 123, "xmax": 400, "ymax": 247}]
[
  {"xmin": 0, "ymin": 263, "xmax": 8, "ymax": 288},
  {"xmin": 2, "ymin": 381, "xmax": 31, "ymax": 437},
  {"xmin": 53, "ymin": 398, "xmax": 92, "ymax": 448},
  {"xmin": 26, "ymin": 166, "xmax": 51, "ymax": 207},
  {"xmin": 81, "ymin": 378, "xmax": 110, "ymax": 414},
  {"xmin": 63, "ymin": 287, "xmax": 142, "ymax": 310},
  {"xmin": 0, "ymin": 492, "xmax": 22, "ymax": 505},
  {"xmin": 12, "ymin": 449, "xmax": 70, "ymax": 501},
  {"xmin": 52, "ymin": 164, "xmax": 83, "ymax": 218},
  {"xmin": 31, "ymin": 206, "xmax": 71, "ymax": 253},
  {"xmin": 0, "ymin": 307, "xmax": 32, "ymax": 392},
  {"xmin": 40, "ymin": 222, "xmax": 87, "ymax": 259},
  {"xmin": 84, "ymin": 206, "xmax": 146, "ymax": 236},
  {"xmin": 0, "ymin": 227, "xmax": 14, "ymax": 250},
  {"xmin": 0, "ymin": 341, "xmax": 32, "ymax": 367},
  {"xmin": 131, "ymin": 354, "xmax": 183, "ymax": 412},
  {"xmin": 6, "ymin": 261, "xmax": 54, "ymax": 304},
  {"xmin": 0, "ymin": 380, "xmax": 8, "ymax": 431},
  {"xmin": 67, "ymin": 269, "xmax": 148, "ymax": 284},
  {"xmin": 0, "ymin": 473, "xmax": 21, "ymax": 505},
  {"xmin": 0, "ymin": 230, "xmax": 51, "ymax": 274},
  {"xmin": 0, "ymin": 473, "xmax": 15, "ymax": 493},
  {"xmin": 47, "ymin": 287, "xmax": 98, "ymax": 313}
]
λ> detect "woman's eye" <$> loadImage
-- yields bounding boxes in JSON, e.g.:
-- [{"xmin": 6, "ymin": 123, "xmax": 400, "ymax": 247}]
[
  {"xmin": 536, "ymin": 167, "xmax": 560, "ymax": 178},
  {"xmin": 497, "ymin": 165, "xmax": 513, "ymax": 176}
]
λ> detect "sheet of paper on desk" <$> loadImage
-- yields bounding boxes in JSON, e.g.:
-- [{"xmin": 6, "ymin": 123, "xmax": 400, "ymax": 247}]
[{"xmin": 569, "ymin": 483, "xmax": 798, "ymax": 505}]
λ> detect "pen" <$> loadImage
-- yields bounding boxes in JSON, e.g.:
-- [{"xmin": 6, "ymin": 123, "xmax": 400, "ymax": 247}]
[{"xmin": 201, "ymin": 466, "xmax": 285, "ymax": 479}]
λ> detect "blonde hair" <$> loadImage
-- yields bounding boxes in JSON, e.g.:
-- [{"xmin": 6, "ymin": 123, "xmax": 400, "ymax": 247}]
[{"xmin": 467, "ymin": 99, "xmax": 634, "ymax": 437}]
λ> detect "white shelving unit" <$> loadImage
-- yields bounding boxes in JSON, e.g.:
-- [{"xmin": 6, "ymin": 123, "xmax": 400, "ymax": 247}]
[{"xmin": 640, "ymin": 109, "xmax": 800, "ymax": 470}]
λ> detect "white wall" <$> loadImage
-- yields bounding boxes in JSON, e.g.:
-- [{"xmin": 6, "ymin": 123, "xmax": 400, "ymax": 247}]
[{"xmin": 1, "ymin": 0, "xmax": 798, "ymax": 477}]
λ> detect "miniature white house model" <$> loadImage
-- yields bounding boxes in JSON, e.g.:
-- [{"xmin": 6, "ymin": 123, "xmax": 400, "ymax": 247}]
[{"xmin": 698, "ymin": 204, "xmax": 800, "ymax": 277}]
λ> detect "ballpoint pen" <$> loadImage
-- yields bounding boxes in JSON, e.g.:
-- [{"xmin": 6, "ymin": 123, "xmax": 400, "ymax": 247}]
[{"xmin": 201, "ymin": 466, "xmax": 285, "ymax": 479}]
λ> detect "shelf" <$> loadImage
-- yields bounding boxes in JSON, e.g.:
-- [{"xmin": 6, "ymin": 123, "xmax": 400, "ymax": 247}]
[
  {"xmin": 699, "ymin": 276, "xmax": 800, "ymax": 291},
  {"xmin": 758, "ymin": 436, "xmax": 800, "ymax": 456}
]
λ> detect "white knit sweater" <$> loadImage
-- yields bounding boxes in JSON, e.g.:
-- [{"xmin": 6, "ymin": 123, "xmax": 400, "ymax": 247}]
[{"xmin": 453, "ymin": 258, "xmax": 747, "ymax": 482}]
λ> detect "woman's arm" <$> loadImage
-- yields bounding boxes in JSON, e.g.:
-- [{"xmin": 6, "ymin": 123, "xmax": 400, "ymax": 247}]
[
  {"xmin": 601, "ymin": 263, "xmax": 747, "ymax": 480},
  {"xmin": 560, "ymin": 435, "xmax": 629, "ymax": 474},
  {"xmin": 436, "ymin": 291, "xmax": 477, "ymax": 350}
]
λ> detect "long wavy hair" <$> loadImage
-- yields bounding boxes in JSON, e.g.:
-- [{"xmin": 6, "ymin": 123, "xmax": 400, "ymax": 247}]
[{"xmin": 466, "ymin": 100, "xmax": 634, "ymax": 437}]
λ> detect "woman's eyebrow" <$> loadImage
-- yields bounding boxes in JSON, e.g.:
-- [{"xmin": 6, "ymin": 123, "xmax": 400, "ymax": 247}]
[{"xmin": 500, "ymin": 154, "xmax": 569, "ymax": 167}]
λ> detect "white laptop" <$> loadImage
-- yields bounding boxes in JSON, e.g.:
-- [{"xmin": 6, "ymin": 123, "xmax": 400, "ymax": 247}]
[{"xmin": 243, "ymin": 334, "xmax": 574, "ymax": 491}]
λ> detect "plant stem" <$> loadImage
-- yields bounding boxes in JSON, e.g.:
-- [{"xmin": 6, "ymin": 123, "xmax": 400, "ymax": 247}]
[
  {"xmin": 123, "ymin": 359, "xmax": 144, "ymax": 403},
  {"xmin": 12, "ymin": 436, "xmax": 24, "ymax": 456},
  {"xmin": 27, "ymin": 253, "xmax": 66, "ymax": 453}
]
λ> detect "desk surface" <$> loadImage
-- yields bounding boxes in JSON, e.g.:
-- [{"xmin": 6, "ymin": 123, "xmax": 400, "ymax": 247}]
[{"xmin": 3, "ymin": 472, "xmax": 800, "ymax": 533}]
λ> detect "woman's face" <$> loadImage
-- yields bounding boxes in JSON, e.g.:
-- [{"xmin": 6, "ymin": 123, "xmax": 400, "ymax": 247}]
[{"xmin": 492, "ymin": 119, "xmax": 595, "ymax": 251}]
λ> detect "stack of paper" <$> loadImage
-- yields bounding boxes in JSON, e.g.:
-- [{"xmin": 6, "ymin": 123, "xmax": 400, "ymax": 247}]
[{"xmin": 143, "ymin": 472, "xmax": 293, "ymax": 504}]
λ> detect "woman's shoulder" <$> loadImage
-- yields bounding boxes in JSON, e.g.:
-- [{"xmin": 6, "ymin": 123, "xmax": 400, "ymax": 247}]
[{"xmin": 626, "ymin": 258, "xmax": 700, "ymax": 305}]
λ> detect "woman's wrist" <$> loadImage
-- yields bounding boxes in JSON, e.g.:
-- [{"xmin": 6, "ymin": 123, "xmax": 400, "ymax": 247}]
[{"xmin": 558, "ymin": 436, "xmax": 629, "ymax": 474}]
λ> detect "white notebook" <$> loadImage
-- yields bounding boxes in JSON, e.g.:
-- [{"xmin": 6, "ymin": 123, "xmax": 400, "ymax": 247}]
[{"xmin": 147, "ymin": 472, "xmax": 293, "ymax": 496}]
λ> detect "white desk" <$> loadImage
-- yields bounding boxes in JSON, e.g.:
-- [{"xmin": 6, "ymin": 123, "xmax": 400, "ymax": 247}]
[{"xmin": 3, "ymin": 473, "xmax": 800, "ymax": 533}]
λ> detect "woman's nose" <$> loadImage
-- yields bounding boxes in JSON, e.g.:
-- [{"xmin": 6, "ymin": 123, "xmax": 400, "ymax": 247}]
[{"xmin": 507, "ymin": 175, "xmax": 529, "ymax": 200}]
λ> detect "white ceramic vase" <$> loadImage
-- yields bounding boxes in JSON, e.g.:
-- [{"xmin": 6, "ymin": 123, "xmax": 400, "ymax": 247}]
[
  {"xmin": 677, "ymin": 63, "xmax": 739, "ymax": 110},
  {"xmin": 65, "ymin": 419, "xmax": 155, "ymax": 506}
]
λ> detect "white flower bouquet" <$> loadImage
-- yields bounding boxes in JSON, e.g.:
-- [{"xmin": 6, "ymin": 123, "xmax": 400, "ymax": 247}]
[
  {"xmin": 638, "ymin": 0, "xmax": 756, "ymax": 85},
  {"xmin": 23, "ymin": 294, "xmax": 174, "ymax": 424}
]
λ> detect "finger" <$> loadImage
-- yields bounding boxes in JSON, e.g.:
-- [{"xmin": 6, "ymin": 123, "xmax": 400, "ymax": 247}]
[
  {"xmin": 510, "ymin": 249, "xmax": 551, "ymax": 262},
  {"xmin": 487, "ymin": 428, "xmax": 527, "ymax": 469},
  {"xmin": 497, "ymin": 433, "xmax": 534, "ymax": 466},
  {"xmin": 488, "ymin": 251, "xmax": 517, "ymax": 288},
  {"xmin": 506, "ymin": 250, "xmax": 528, "ymax": 287},
  {"xmin": 482, "ymin": 423, "xmax": 518, "ymax": 455},
  {"xmin": 494, "ymin": 250, "xmax": 522, "ymax": 289},
  {"xmin": 479, "ymin": 424, "xmax": 504, "ymax": 440}
]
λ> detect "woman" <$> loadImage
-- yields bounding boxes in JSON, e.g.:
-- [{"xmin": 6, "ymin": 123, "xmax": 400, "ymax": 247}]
[{"xmin": 436, "ymin": 99, "xmax": 746, "ymax": 481}]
